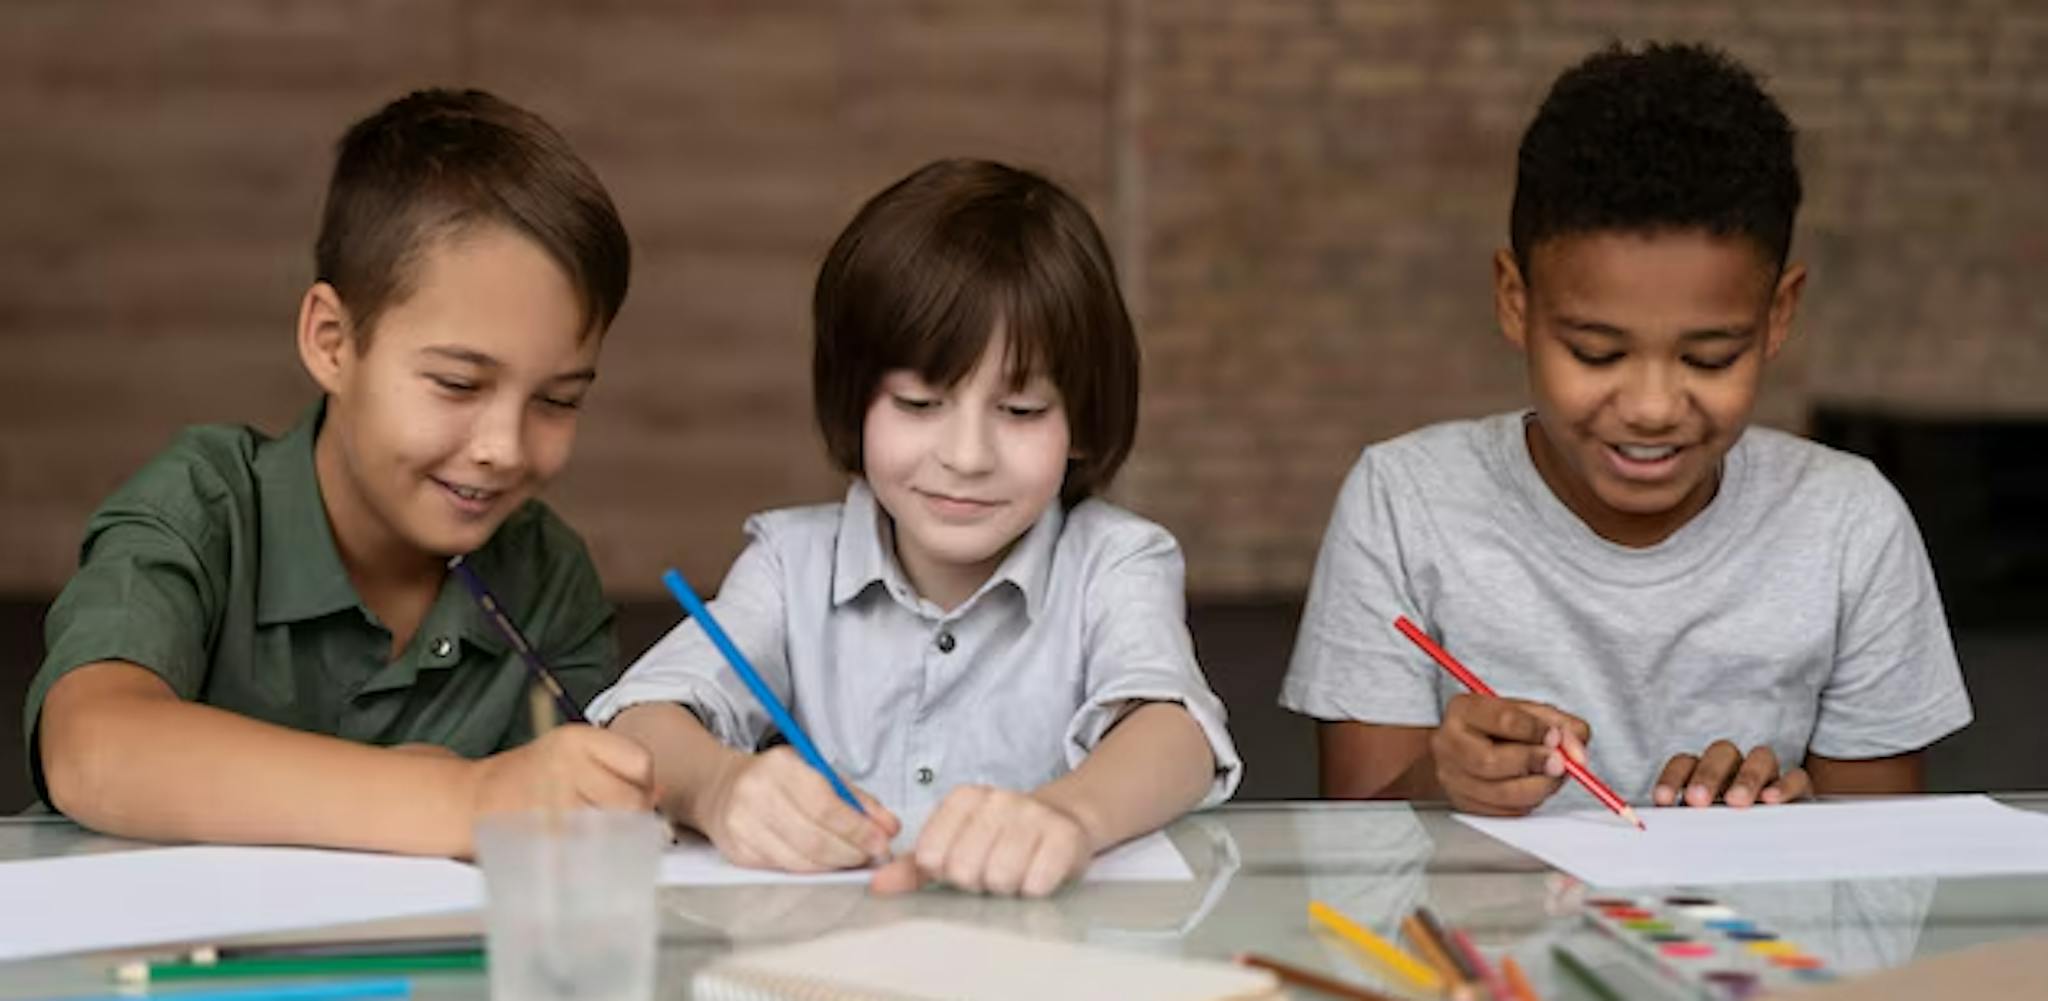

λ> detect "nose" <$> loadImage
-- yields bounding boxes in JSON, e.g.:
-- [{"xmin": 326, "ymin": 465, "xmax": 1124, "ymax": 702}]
[
  {"xmin": 1615, "ymin": 359, "xmax": 1685, "ymax": 433},
  {"xmin": 467, "ymin": 397, "xmax": 527, "ymax": 474},
  {"xmin": 935, "ymin": 406, "xmax": 996, "ymax": 476}
]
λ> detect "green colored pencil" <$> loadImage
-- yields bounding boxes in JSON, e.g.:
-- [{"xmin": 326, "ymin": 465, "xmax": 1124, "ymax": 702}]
[
  {"xmin": 1549, "ymin": 946, "xmax": 1624, "ymax": 1001},
  {"xmin": 116, "ymin": 952, "xmax": 484, "ymax": 984}
]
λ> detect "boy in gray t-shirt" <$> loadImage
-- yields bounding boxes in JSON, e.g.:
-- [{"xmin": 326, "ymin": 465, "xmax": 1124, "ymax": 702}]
[{"xmin": 1282, "ymin": 43, "xmax": 1971, "ymax": 817}]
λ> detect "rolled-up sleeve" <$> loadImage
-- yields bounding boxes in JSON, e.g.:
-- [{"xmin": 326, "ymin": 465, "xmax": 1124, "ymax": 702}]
[
  {"xmin": 1069, "ymin": 524, "xmax": 1243, "ymax": 806},
  {"xmin": 586, "ymin": 518, "xmax": 790, "ymax": 750}
]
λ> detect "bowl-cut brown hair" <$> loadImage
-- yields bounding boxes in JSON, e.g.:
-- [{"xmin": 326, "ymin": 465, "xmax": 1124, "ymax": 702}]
[{"xmin": 812, "ymin": 159, "xmax": 1138, "ymax": 507}]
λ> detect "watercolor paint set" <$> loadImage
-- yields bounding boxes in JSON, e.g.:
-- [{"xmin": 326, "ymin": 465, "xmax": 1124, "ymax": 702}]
[{"xmin": 1578, "ymin": 894, "xmax": 1838, "ymax": 999}]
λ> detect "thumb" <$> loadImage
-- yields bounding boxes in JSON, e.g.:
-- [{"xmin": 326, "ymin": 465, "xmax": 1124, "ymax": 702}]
[{"xmin": 867, "ymin": 855, "xmax": 923, "ymax": 896}]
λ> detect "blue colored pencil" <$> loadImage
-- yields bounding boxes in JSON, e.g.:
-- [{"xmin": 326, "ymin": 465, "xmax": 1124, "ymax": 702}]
[
  {"xmin": 36, "ymin": 975, "xmax": 409, "ymax": 1001},
  {"xmin": 448, "ymin": 555, "xmax": 586, "ymax": 724},
  {"xmin": 660, "ymin": 568, "xmax": 865, "ymax": 813}
]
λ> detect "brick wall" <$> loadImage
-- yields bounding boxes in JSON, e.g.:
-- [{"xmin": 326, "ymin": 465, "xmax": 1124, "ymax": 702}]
[{"xmin": 2, "ymin": 1, "xmax": 2042, "ymax": 599}]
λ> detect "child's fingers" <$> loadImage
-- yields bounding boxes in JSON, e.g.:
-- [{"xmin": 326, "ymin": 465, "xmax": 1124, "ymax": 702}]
[
  {"xmin": 771, "ymin": 797, "xmax": 878, "ymax": 871},
  {"xmin": 1450, "ymin": 771, "xmax": 1566, "ymax": 815},
  {"xmin": 1454, "ymin": 694, "xmax": 1550, "ymax": 745},
  {"xmin": 573, "ymin": 758, "xmax": 659, "ymax": 811},
  {"xmin": 852, "ymin": 787, "xmax": 903, "ymax": 839},
  {"xmin": 1724, "ymin": 746, "xmax": 1781, "ymax": 808},
  {"xmin": 939, "ymin": 802, "xmax": 1007, "ymax": 893},
  {"xmin": 981, "ymin": 825, "xmax": 1041, "ymax": 896},
  {"xmin": 578, "ymin": 727, "xmax": 655, "ymax": 787},
  {"xmin": 730, "ymin": 810, "xmax": 829, "ymax": 873},
  {"xmin": 1761, "ymin": 767, "xmax": 1813, "ymax": 804},
  {"xmin": 913, "ymin": 786, "xmax": 982, "ymax": 874},
  {"xmin": 1436, "ymin": 713, "xmax": 1551, "ymax": 780},
  {"xmin": 1683, "ymin": 740, "xmax": 1744, "ymax": 806},
  {"xmin": 1021, "ymin": 824, "xmax": 1087, "ymax": 897},
  {"xmin": 867, "ymin": 855, "xmax": 923, "ymax": 895},
  {"xmin": 1513, "ymin": 701, "xmax": 1593, "ymax": 748},
  {"xmin": 769, "ymin": 757, "xmax": 888, "ymax": 862},
  {"xmin": 1654, "ymin": 754, "xmax": 1698, "ymax": 806}
]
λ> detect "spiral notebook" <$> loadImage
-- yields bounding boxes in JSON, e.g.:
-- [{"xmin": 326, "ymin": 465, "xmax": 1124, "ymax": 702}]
[{"xmin": 693, "ymin": 919, "xmax": 1282, "ymax": 1000}]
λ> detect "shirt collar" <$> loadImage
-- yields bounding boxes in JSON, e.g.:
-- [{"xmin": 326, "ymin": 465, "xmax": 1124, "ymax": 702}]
[
  {"xmin": 830, "ymin": 479, "xmax": 1063, "ymax": 621},
  {"xmin": 253, "ymin": 400, "xmax": 362, "ymax": 626}
]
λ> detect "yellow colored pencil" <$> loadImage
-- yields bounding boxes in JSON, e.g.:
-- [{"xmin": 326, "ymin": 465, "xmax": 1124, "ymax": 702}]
[{"xmin": 1308, "ymin": 901, "xmax": 1445, "ymax": 995}]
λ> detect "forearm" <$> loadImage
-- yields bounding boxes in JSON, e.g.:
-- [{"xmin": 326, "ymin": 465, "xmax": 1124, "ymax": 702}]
[
  {"xmin": 1318, "ymin": 721, "xmax": 1439, "ymax": 800},
  {"xmin": 1807, "ymin": 750, "xmax": 1925, "ymax": 796},
  {"xmin": 44, "ymin": 681, "xmax": 479, "ymax": 855},
  {"xmin": 606, "ymin": 701, "xmax": 746, "ymax": 834},
  {"xmin": 1032, "ymin": 702, "xmax": 1215, "ymax": 853}
]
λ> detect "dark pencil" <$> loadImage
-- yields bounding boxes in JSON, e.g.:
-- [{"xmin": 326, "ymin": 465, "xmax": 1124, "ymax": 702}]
[{"xmin": 1235, "ymin": 953, "xmax": 1400, "ymax": 1001}]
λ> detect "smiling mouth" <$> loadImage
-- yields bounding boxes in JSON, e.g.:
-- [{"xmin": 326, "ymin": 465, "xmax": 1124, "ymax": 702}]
[
  {"xmin": 434, "ymin": 477, "xmax": 504, "ymax": 505},
  {"xmin": 1612, "ymin": 443, "xmax": 1682, "ymax": 462}
]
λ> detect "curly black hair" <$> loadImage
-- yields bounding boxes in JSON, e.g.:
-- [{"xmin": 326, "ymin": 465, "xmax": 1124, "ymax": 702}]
[{"xmin": 1510, "ymin": 42, "xmax": 1802, "ymax": 273}]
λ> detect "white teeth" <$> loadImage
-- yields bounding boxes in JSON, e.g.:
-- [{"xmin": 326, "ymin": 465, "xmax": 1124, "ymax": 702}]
[
  {"xmin": 449, "ymin": 484, "xmax": 488, "ymax": 501},
  {"xmin": 1616, "ymin": 444, "xmax": 1678, "ymax": 461}
]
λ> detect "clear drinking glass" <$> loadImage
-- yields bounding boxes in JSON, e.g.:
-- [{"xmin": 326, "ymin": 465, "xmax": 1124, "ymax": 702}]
[{"xmin": 475, "ymin": 808, "xmax": 666, "ymax": 1001}]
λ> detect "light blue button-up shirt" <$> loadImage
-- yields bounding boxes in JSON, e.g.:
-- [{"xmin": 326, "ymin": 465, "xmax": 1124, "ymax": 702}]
[{"xmin": 589, "ymin": 480, "xmax": 1242, "ymax": 835}]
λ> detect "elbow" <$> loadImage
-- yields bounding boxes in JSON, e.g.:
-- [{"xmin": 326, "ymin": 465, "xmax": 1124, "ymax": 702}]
[{"xmin": 40, "ymin": 713, "xmax": 112, "ymax": 826}]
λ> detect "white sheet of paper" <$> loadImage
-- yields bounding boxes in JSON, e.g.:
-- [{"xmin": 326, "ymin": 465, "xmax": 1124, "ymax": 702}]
[
  {"xmin": 659, "ymin": 829, "xmax": 1192, "ymax": 886},
  {"xmin": 1457, "ymin": 795, "xmax": 2048, "ymax": 887},
  {"xmin": 0, "ymin": 845, "xmax": 483, "ymax": 962}
]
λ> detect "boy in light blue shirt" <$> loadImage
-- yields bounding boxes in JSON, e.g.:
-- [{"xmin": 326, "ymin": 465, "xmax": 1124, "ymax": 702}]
[{"xmin": 595, "ymin": 160, "xmax": 1241, "ymax": 896}]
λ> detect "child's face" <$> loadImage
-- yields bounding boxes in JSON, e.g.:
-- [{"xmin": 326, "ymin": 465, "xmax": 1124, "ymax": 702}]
[
  {"xmin": 1494, "ymin": 230, "xmax": 1804, "ymax": 544},
  {"xmin": 862, "ymin": 333, "xmax": 1071, "ymax": 603},
  {"xmin": 304, "ymin": 225, "xmax": 600, "ymax": 564}
]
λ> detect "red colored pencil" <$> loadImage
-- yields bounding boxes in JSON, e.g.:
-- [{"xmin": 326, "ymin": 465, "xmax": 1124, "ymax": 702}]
[
  {"xmin": 1393, "ymin": 615, "xmax": 1645, "ymax": 830},
  {"xmin": 1446, "ymin": 925, "xmax": 1513, "ymax": 1001}
]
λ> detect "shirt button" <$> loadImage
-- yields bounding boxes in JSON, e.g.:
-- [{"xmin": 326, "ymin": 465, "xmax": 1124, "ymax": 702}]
[
  {"xmin": 430, "ymin": 637, "xmax": 454, "ymax": 658},
  {"xmin": 915, "ymin": 766, "xmax": 935, "ymax": 785},
  {"xmin": 935, "ymin": 631, "xmax": 956, "ymax": 653}
]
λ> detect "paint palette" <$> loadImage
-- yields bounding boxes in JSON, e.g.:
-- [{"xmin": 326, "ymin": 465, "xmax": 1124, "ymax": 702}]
[{"xmin": 1582, "ymin": 894, "xmax": 1838, "ymax": 999}]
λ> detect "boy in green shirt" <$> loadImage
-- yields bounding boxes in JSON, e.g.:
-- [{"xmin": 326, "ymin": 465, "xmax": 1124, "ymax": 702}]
[{"xmin": 24, "ymin": 89, "xmax": 655, "ymax": 856}]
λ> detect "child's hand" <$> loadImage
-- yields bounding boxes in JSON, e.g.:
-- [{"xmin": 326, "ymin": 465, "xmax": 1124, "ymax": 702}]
[
  {"xmin": 1432, "ymin": 693, "xmax": 1592, "ymax": 816},
  {"xmin": 1653, "ymin": 741, "xmax": 1811, "ymax": 807},
  {"xmin": 868, "ymin": 785, "xmax": 1093, "ymax": 898},
  {"xmin": 700, "ymin": 746, "xmax": 899, "ymax": 872},
  {"xmin": 469, "ymin": 724, "xmax": 658, "ymax": 820}
]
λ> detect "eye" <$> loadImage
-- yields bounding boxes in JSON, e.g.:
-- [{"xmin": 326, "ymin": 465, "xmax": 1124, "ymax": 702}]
[
  {"xmin": 536, "ymin": 394, "xmax": 583, "ymax": 411},
  {"xmin": 891, "ymin": 393, "xmax": 940, "ymax": 413},
  {"xmin": 1566, "ymin": 346, "xmax": 1622, "ymax": 367},
  {"xmin": 1000, "ymin": 402, "xmax": 1050, "ymax": 419},
  {"xmin": 427, "ymin": 374, "xmax": 479, "ymax": 394},
  {"xmin": 1684, "ymin": 353, "xmax": 1743, "ymax": 372}
]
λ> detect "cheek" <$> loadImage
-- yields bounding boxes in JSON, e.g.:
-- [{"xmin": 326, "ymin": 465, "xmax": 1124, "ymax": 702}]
[
  {"xmin": 860, "ymin": 405, "xmax": 917, "ymax": 479},
  {"xmin": 1528, "ymin": 350, "xmax": 1605, "ymax": 416},
  {"xmin": 525, "ymin": 414, "xmax": 579, "ymax": 478},
  {"xmin": 1010, "ymin": 420, "xmax": 1073, "ymax": 492}
]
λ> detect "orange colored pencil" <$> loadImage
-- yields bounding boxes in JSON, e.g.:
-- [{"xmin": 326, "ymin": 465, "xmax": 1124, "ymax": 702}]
[
  {"xmin": 1401, "ymin": 913, "xmax": 1474, "ymax": 1001},
  {"xmin": 1502, "ymin": 955, "xmax": 1543, "ymax": 1001},
  {"xmin": 1393, "ymin": 616, "xmax": 1644, "ymax": 830}
]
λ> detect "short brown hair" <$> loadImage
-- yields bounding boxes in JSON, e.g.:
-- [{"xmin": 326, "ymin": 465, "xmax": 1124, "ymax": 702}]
[
  {"xmin": 315, "ymin": 88, "xmax": 630, "ymax": 343},
  {"xmin": 812, "ymin": 159, "xmax": 1138, "ymax": 506}
]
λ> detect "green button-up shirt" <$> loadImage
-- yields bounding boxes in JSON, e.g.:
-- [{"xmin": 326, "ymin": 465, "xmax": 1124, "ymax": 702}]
[{"xmin": 23, "ymin": 402, "xmax": 619, "ymax": 802}]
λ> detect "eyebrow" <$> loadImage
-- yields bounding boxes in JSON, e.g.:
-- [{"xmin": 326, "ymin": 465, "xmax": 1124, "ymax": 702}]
[
  {"xmin": 1555, "ymin": 316, "xmax": 1758, "ymax": 344},
  {"xmin": 421, "ymin": 345, "xmax": 596, "ymax": 384}
]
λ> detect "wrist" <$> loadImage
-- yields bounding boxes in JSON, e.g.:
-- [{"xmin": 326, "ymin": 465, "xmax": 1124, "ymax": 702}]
[{"xmin": 1032, "ymin": 788, "xmax": 1108, "ymax": 853}]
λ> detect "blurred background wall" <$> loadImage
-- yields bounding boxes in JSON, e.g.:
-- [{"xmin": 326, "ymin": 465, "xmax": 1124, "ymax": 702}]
[{"xmin": 4, "ymin": 1, "xmax": 2044, "ymax": 807}]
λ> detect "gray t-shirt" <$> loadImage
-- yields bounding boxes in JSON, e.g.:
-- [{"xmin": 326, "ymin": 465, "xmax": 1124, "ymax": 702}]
[{"xmin": 1281, "ymin": 412, "xmax": 1972, "ymax": 810}]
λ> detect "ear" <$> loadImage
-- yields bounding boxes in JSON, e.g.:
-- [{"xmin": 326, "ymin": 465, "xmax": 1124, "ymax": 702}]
[
  {"xmin": 296, "ymin": 282, "xmax": 356, "ymax": 395},
  {"xmin": 1493, "ymin": 248, "xmax": 1531, "ymax": 351},
  {"xmin": 1762, "ymin": 263, "xmax": 1807, "ymax": 361}
]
